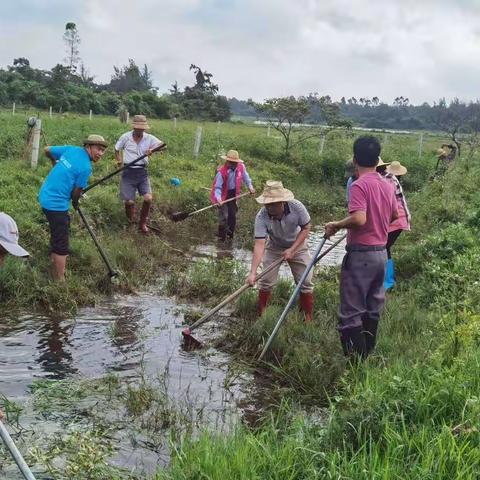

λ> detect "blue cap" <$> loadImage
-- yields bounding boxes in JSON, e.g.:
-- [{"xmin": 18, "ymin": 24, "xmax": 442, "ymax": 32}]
[{"xmin": 170, "ymin": 177, "xmax": 181, "ymax": 187}]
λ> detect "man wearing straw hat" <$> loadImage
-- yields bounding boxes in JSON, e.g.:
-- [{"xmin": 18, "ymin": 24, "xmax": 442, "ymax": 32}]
[
  {"xmin": 325, "ymin": 136, "xmax": 398, "ymax": 359},
  {"xmin": 115, "ymin": 115, "xmax": 164, "ymax": 234},
  {"xmin": 39, "ymin": 135, "xmax": 108, "ymax": 281},
  {"xmin": 211, "ymin": 149, "xmax": 255, "ymax": 241},
  {"xmin": 247, "ymin": 181, "xmax": 314, "ymax": 322}
]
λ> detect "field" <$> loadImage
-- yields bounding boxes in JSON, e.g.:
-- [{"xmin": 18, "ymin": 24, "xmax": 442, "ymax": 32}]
[{"xmin": 2, "ymin": 110, "xmax": 479, "ymax": 479}]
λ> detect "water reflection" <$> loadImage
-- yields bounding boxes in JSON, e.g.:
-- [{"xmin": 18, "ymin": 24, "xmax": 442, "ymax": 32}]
[{"xmin": 36, "ymin": 318, "xmax": 77, "ymax": 378}]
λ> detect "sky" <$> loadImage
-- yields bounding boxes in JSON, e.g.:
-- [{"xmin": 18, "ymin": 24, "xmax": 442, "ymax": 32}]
[{"xmin": 1, "ymin": 0, "xmax": 480, "ymax": 104}]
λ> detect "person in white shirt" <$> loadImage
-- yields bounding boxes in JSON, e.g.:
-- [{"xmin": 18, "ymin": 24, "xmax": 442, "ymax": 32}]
[{"xmin": 114, "ymin": 115, "xmax": 164, "ymax": 234}]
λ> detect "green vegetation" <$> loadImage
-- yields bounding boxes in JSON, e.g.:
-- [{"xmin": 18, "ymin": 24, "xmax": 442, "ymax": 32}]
[
  {"xmin": 2, "ymin": 110, "xmax": 470, "ymax": 478},
  {"xmin": 156, "ymin": 148, "xmax": 480, "ymax": 479}
]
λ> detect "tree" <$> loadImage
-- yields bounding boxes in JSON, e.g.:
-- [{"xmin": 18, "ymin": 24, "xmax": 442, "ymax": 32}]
[
  {"xmin": 63, "ymin": 22, "xmax": 81, "ymax": 72},
  {"xmin": 251, "ymin": 95, "xmax": 350, "ymax": 158},
  {"xmin": 108, "ymin": 59, "xmax": 153, "ymax": 93}
]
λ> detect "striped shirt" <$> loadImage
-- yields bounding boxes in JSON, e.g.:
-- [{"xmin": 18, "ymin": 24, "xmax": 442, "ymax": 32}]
[{"xmin": 254, "ymin": 200, "xmax": 311, "ymax": 248}]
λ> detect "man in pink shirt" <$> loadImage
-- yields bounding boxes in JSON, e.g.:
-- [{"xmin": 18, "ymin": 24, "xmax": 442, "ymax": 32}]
[{"xmin": 325, "ymin": 136, "xmax": 398, "ymax": 359}]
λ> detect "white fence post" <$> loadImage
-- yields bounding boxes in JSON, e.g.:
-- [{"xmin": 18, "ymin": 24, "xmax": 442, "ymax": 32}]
[
  {"xmin": 12, "ymin": 102, "xmax": 15, "ymax": 115},
  {"xmin": 267, "ymin": 124, "xmax": 271, "ymax": 137},
  {"xmin": 319, "ymin": 134, "xmax": 326, "ymax": 154},
  {"xmin": 89, "ymin": 109, "xmax": 92, "ymax": 121},
  {"xmin": 193, "ymin": 126, "xmax": 203, "ymax": 158},
  {"xmin": 31, "ymin": 118, "xmax": 42, "ymax": 169},
  {"xmin": 173, "ymin": 117, "xmax": 177, "ymax": 130},
  {"xmin": 126, "ymin": 111, "xmax": 130, "ymax": 123},
  {"xmin": 383, "ymin": 132, "xmax": 388, "ymax": 145},
  {"xmin": 418, "ymin": 132, "xmax": 424, "ymax": 159},
  {"xmin": 49, "ymin": 106, "xmax": 52, "ymax": 118}
]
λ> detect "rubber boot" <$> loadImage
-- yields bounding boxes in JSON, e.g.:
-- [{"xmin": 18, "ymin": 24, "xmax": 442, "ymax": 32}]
[
  {"xmin": 299, "ymin": 292, "xmax": 314, "ymax": 323},
  {"xmin": 258, "ymin": 290, "xmax": 272, "ymax": 316},
  {"xmin": 139, "ymin": 201, "xmax": 151, "ymax": 234},
  {"xmin": 340, "ymin": 326, "xmax": 367, "ymax": 360},
  {"xmin": 384, "ymin": 259, "xmax": 395, "ymax": 290},
  {"xmin": 125, "ymin": 203, "xmax": 136, "ymax": 227},
  {"xmin": 362, "ymin": 316, "xmax": 379, "ymax": 355}
]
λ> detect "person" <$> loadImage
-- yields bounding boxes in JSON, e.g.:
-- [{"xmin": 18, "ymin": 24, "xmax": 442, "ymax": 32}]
[
  {"xmin": 210, "ymin": 150, "xmax": 255, "ymax": 241},
  {"xmin": 325, "ymin": 136, "xmax": 398, "ymax": 358},
  {"xmin": 115, "ymin": 115, "xmax": 164, "ymax": 234},
  {"xmin": 382, "ymin": 161, "xmax": 411, "ymax": 289},
  {"xmin": 0, "ymin": 213, "xmax": 30, "ymax": 418},
  {"xmin": 0, "ymin": 212, "xmax": 29, "ymax": 265},
  {"xmin": 247, "ymin": 181, "xmax": 314, "ymax": 322},
  {"xmin": 345, "ymin": 159, "xmax": 356, "ymax": 203},
  {"xmin": 38, "ymin": 134, "xmax": 108, "ymax": 281}
]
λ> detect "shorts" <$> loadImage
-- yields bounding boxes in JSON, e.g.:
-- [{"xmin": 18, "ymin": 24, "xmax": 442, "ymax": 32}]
[
  {"xmin": 120, "ymin": 168, "xmax": 151, "ymax": 201},
  {"xmin": 43, "ymin": 209, "xmax": 70, "ymax": 255}
]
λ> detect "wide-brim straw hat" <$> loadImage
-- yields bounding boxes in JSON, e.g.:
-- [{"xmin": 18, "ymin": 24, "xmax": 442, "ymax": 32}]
[
  {"xmin": 376, "ymin": 156, "xmax": 391, "ymax": 168},
  {"xmin": 221, "ymin": 149, "xmax": 243, "ymax": 163},
  {"xmin": 132, "ymin": 114, "xmax": 150, "ymax": 130},
  {"xmin": 83, "ymin": 134, "xmax": 108, "ymax": 148},
  {"xmin": 256, "ymin": 180, "xmax": 295, "ymax": 204},
  {"xmin": 386, "ymin": 161, "xmax": 407, "ymax": 176}
]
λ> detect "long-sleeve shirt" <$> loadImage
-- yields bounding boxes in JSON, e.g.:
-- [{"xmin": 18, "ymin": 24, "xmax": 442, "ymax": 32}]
[{"xmin": 213, "ymin": 166, "xmax": 253, "ymax": 203}]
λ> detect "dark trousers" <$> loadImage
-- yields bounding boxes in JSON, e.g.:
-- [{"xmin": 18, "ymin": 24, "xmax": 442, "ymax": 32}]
[
  {"xmin": 218, "ymin": 189, "xmax": 238, "ymax": 238},
  {"xmin": 386, "ymin": 229, "xmax": 402, "ymax": 259},
  {"xmin": 339, "ymin": 249, "xmax": 387, "ymax": 331}
]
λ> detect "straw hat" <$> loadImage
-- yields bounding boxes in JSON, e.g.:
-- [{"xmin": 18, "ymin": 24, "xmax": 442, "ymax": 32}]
[
  {"xmin": 220, "ymin": 149, "xmax": 243, "ymax": 163},
  {"xmin": 83, "ymin": 134, "xmax": 108, "ymax": 148},
  {"xmin": 256, "ymin": 181, "xmax": 295, "ymax": 204},
  {"xmin": 386, "ymin": 161, "xmax": 407, "ymax": 176},
  {"xmin": 376, "ymin": 156, "xmax": 391, "ymax": 168},
  {"xmin": 132, "ymin": 115, "xmax": 150, "ymax": 130}
]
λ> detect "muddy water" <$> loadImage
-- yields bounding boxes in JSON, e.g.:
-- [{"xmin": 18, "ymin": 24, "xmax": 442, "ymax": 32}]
[
  {"xmin": 193, "ymin": 228, "xmax": 347, "ymax": 273},
  {"xmin": 0, "ymin": 294, "xmax": 255, "ymax": 478},
  {"xmin": 0, "ymin": 230, "xmax": 346, "ymax": 478}
]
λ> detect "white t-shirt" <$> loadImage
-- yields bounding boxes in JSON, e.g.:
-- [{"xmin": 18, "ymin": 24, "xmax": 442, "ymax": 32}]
[{"xmin": 115, "ymin": 131, "xmax": 162, "ymax": 168}]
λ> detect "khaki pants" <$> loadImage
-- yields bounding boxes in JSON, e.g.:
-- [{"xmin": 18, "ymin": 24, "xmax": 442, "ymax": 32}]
[{"xmin": 257, "ymin": 241, "xmax": 314, "ymax": 293}]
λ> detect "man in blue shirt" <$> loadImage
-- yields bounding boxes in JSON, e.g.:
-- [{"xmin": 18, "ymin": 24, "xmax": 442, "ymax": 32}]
[{"xmin": 38, "ymin": 134, "xmax": 107, "ymax": 281}]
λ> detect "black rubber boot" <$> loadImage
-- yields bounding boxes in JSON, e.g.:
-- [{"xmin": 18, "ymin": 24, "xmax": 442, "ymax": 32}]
[
  {"xmin": 362, "ymin": 316, "xmax": 379, "ymax": 355},
  {"xmin": 340, "ymin": 326, "xmax": 367, "ymax": 360},
  {"xmin": 217, "ymin": 224, "xmax": 227, "ymax": 242}
]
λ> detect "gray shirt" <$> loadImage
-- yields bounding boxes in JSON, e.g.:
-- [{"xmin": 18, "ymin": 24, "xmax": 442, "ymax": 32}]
[{"xmin": 254, "ymin": 200, "xmax": 311, "ymax": 248}]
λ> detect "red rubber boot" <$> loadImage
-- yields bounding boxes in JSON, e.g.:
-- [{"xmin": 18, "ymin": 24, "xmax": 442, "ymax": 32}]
[
  {"xmin": 299, "ymin": 292, "xmax": 314, "ymax": 323},
  {"xmin": 258, "ymin": 290, "xmax": 272, "ymax": 316}
]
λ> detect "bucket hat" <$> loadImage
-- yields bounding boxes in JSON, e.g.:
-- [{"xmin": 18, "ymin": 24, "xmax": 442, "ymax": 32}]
[
  {"xmin": 0, "ymin": 213, "xmax": 29, "ymax": 257},
  {"xmin": 256, "ymin": 181, "xmax": 295, "ymax": 204},
  {"xmin": 132, "ymin": 115, "xmax": 150, "ymax": 130},
  {"xmin": 83, "ymin": 134, "xmax": 108, "ymax": 148}
]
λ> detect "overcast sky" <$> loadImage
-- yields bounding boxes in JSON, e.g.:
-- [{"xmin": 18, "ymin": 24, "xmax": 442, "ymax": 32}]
[{"xmin": 1, "ymin": 0, "xmax": 479, "ymax": 104}]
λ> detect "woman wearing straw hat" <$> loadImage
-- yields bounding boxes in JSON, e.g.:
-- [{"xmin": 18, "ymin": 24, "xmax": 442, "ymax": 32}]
[
  {"xmin": 382, "ymin": 161, "xmax": 411, "ymax": 290},
  {"xmin": 115, "ymin": 115, "xmax": 164, "ymax": 234},
  {"xmin": 210, "ymin": 150, "xmax": 255, "ymax": 241},
  {"xmin": 39, "ymin": 135, "xmax": 108, "ymax": 280},
  {"xmin": 247, "ymin": 181, "xmax": 314, "ymax": 322}
]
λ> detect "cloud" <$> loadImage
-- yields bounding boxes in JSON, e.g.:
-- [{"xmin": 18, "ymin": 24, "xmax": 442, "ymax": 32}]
[{"xmin": 1, "ymin": 0, "xmax": 480, "ymax": 104}]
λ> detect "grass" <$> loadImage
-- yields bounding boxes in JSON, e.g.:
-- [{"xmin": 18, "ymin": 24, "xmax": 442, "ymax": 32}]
[{"xmin": 1, "ymin": 110, "xmax": 469, "ymax": 478}]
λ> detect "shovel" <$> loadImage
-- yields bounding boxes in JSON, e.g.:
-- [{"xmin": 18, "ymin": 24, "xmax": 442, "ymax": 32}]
[{"xmin": 170, "ymin": 192, "xmax": 250, "ymax": 222}]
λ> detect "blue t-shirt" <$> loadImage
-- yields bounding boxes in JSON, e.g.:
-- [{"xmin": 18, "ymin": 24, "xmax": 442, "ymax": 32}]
[{"xmin": 38, "ymin": 146, "xmax": 92, "ymax": 211}]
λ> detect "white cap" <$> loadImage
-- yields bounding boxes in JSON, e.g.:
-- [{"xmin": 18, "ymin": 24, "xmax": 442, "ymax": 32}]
[{"xmin": 0, "ymin": 213, "xmax": 29, "ymax": 257}]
